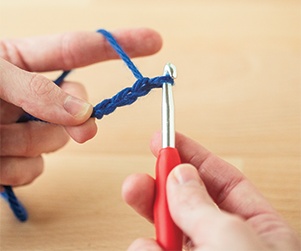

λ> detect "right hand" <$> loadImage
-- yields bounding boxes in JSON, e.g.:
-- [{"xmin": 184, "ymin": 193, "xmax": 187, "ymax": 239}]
[{"xmin": 123, "ymin": 132, "xmax": 301, "ymax": 251}]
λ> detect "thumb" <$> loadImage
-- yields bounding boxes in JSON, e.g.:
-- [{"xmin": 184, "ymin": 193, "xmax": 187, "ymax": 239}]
[
  {"xmin": 167, "ymin": 164, "xmax": 265, "ymax": 250},
  {"xmin": 0, "ymin": 58, "xmax": 92, "ymax": 125},
  {"xmin": 167, "ymin": 164, "xmax": 220, "ymax": 244}
]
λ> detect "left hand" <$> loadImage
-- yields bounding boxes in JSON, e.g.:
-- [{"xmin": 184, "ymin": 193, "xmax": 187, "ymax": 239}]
[{"xmin": 0, "ymin": 28, "xmax": 162, "ymax": 188}]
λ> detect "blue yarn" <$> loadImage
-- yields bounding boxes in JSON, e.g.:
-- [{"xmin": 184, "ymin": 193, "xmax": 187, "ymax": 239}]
[
  {"xmin": 54, "ymin": 70, "xmax": 71, "ymax": 85},
  {"xmin": 92, "ymin": 75, "xmax": 172, "ymax": 119},
  {"xmin": 2, "ymin": 29, "xmax": 173, "ymax": 222},
  {"xmin": 1, "ymin": 186, "xmax": 28, "ymax": 222},
  {"xmin": 97, "ymin": 29, "xmax": 143, "ymax": 79},
  {"xmin": 0, "ymin": 71, "xmax": 72, "ymax": 221},
  {"xmin": 17, "ymin": 30, "xmax": 174, "ymax": 122}
]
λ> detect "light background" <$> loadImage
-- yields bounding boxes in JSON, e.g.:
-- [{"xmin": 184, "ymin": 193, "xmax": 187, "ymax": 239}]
[{"xmin": 0, "ymin": 1, "xmax": 300, "ymax": 250}]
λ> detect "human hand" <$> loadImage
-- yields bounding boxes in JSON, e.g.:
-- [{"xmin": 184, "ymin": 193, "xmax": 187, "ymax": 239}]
[
  {"xmin": 0, "ymin": 28, "xmax": 162, "ymax": 188},
  {"xmin": 122, "ymin": 132, "xmax": 301, "ymax": 251}
]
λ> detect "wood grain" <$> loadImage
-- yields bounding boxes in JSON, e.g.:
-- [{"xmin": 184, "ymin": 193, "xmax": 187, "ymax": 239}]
[{"xmin": 0, "ymin": 0, "xmax": 300, "ymax": 250}]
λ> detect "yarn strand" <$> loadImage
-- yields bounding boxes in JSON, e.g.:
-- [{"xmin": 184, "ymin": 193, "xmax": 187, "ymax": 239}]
[
  {"xmin": 92, "ymin": 75, "xmax": 173, "ymax": 119},
  {"xmin": 1, "ymin": 29, "xmax": 174, "ymax": 222},
  {"xmin": 1, "ymin": 186, "xmax": 27, "ymax": 222},
  {"xmin": 97, "ymin": 29, "xmax": 143, "ymax": 79}
]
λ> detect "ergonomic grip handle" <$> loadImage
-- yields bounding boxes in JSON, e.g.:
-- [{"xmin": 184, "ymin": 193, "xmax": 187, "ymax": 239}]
[{"xmin": 154, "ymin": 147, "xmax": 183, "ymax": 251}]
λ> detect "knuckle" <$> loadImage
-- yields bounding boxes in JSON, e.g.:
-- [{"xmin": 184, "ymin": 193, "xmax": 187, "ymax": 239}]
[
  {"xmin": 0, "ymin": 40, "xmax": 10, "ymax": 61},
  {"xmin": 0, "ymin": 40, "xmax": 30, "ymax": 70},
  {"xmin": 28, "ymin": 73, "xmax": 58, "ymax": 99},
  {"xmin": 60, "ymin": 33, "xmax": 76, "ymax": 69}
]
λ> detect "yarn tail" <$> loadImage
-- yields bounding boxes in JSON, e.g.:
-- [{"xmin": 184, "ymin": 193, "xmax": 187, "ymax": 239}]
[{"xmin": 1, "ymin": 186, "xmax": 28, "ymax": 222}]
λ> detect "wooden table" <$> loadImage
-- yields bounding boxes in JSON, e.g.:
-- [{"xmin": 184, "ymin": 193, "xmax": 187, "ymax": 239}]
[{"xmin": 1, "ymin": 1, "xmax": 300, "ymax": 250}]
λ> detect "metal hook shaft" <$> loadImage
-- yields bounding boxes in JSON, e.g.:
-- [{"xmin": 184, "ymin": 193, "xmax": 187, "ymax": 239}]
[{"xmin": 162, "ymin": 63, "xmax": 177, "ymax": 148}]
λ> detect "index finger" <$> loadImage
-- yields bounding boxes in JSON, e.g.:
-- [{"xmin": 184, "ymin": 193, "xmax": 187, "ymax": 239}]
[{"xmin": 0, "ymin": 28, "xmax": 162, "ymax": 72}]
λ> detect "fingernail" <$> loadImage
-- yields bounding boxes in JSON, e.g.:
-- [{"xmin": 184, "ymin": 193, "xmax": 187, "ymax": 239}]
[
  {"xmin": 173, "ymin": 164, "xmax": 199, "ymax": 185},
  {"xmin": 64, "ymin": 96, "xmax": 92, "ymax": 118}
]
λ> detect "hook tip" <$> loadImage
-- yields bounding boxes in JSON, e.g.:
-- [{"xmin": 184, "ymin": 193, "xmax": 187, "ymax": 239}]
[{"xmin": 164, "ymin": 63, "xmax": 177, "ymax": 79}]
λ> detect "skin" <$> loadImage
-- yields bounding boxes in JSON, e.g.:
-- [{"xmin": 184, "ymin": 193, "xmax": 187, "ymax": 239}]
[
  {"xmin": 1, "ymin": 28, "xmax": 299, "ymax": 250},
  {"xmin": 122, "ymin": 132, "xmax": 301, "ymax": 251},
  {"xmin": 0, "ymin": 28, "xmax": 162, "ymax": 188}
]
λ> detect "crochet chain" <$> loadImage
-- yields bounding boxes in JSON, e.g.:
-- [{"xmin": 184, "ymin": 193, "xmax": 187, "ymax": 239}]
[{"xmin": 1, "ymin": 29, "xmax": 174, "ymax": 221}]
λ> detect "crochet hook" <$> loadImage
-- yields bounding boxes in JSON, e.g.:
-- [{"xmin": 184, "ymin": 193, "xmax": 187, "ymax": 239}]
[{"xmin": 154, "ymin": 63, "xmax": 183, "ymax": 250}]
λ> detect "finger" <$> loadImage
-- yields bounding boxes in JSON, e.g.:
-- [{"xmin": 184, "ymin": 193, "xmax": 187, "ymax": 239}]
[
  {"xmin": 0, "ymin": 156, "xmax": 44, "ymax": 186},
  {"xmin": 156, "ymin": 133, "xmax": 301, "ymax": 250},
  {"xmin": 122, "ymin": 173, "xmax": 155, "ymax": 223},
  {"xmin": 127, "ymin": 238, "xmax": 163, "ymax": 251},
  {"xmin": 1, "ymin": 28, "xmax": 162, "ymax": 72},
  {"xmin": 0, "ymin": 99, "xmax": 23, "ymax": 124},
  {"xmin": 0, "ymin": 122, "xmax": 69, "ymax": 157},
  {"xmin": 60, "ymin": 81, "xmax": 89, "ymax": 100},
  {"xmin": 65, "ymin": 117, "xmax": 97, "ymax": 143},
  {"xmin": 0, "ymin": 58, "xmax": 93, "ymax": 125},
  {"xmin": 167, "ymin": 164, "xmax": 218, "ymax": 240},
  {"xmin": 150, "ymin": 131, "xmax": 276, "ymax": 219},
  {"xmin": 60, "ymin": 81, "xmax": 97, "ymax": 143},
  {"xmin": 167, "ymin": 164, "xmax": 265, "ymax": 250}
]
